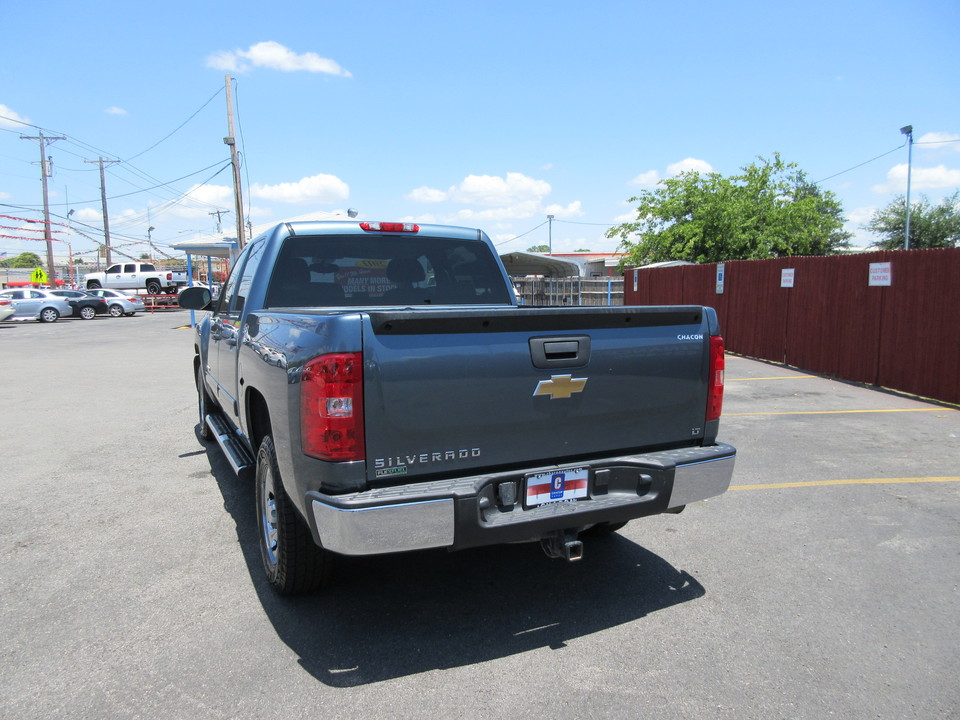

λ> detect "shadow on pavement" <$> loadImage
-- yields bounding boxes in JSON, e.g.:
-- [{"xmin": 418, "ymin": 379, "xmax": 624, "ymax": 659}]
[{"xmin": 201, "ymin": 430, "xmax": 705, "ymax": 687}]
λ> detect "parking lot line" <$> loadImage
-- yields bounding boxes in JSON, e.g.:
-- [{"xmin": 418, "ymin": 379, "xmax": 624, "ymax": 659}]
[
  {"xmin": 726, "ymin": 408, "xmax": 946, "ymax": 416},
  {"xmin": 728, "ymin": 376, "xmax": 816, "ymax": 381},
  {"xmin": 730, "ymin": 477, "xmax": 960, "ymax": 491}
]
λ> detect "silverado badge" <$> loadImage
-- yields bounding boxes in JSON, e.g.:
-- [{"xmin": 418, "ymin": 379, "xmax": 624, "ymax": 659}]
[{"xmin": 534, "ymin": 374, "xmax": 588, "ymax": 400}]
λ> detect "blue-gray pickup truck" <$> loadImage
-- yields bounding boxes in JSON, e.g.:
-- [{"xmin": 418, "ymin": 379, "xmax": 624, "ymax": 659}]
[{"xmin": 180, "ymin": 220, "xmax": 736, "ymax": 594}]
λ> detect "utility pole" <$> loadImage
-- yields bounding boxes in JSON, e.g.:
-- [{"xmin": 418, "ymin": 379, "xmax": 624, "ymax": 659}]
[
  {"xmin": 547, "ymin": 214, "xmax": 555, "ymax": 254},
  {"xmin": 900, "ymin": 125, "xmax": 914, "ymax": 250},
  {"xmin": 224, "ymin": 75, "xmax": 246, "ymax": 250},
  {"xmin": 208, "ymin": 209, "xmax": 230, "ymax": 234},
  {"xmin": 85, "ymin": 157, "xmax": 121, "ymax": 265},
  {"xmin": 20, "ymin": 131, "xmax": 65, "ymax": 286}
]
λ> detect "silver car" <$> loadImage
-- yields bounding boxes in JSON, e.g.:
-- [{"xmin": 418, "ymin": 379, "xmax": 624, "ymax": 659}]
[
  {"xmin": 0, "ymin": 288, "xmax": 73, "ymax": 323},
  {"xmin": 87, "ymin": 288, "xmax": 147, "ymax": 317}
]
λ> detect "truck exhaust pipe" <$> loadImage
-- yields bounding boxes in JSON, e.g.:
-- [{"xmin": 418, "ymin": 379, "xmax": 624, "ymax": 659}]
[{"xmin": 541, "ymin": 530, "xmax": 584, "ymax": 562}]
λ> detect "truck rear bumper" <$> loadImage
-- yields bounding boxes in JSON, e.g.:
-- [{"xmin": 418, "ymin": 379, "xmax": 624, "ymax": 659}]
[{"xmin": 306, "ymin": 443, "xmax": 735, "ymax": 556}]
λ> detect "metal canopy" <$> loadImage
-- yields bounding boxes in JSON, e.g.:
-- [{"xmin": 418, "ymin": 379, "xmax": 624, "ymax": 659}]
[
  {"xmin": 168, "ymin": 238, "xmax": 239, "ymax": 259},
  {"xmin": 499, "ymin": 251, "xmax": 581, "ymax": 278}
]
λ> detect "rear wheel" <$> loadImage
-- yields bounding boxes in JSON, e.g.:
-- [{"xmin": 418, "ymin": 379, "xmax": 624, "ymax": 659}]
[
  {"xmin": 146, "ymin": 281, "xmax": 162, "ymax": 295},
  {"xmin": 256, "ymin": 435, "xmax": 331, "ymax": 595},
  {"xmin": 87, "ymin": 281, "xmax": 101, "ymax": 289},
  {"xmin": 109, "ymin": 304, "xmax": 124, "ymax": 318},
  {"xmin": 196, "ymin": 362, "xmax": 214, "ymax": 441},
  {"xmin": 39, "ymin": 307, "xmax": 59, "ymax": 323},
  {"xmin": 79, "ymin": 305, "xmax": 96, "ymax": 320}
]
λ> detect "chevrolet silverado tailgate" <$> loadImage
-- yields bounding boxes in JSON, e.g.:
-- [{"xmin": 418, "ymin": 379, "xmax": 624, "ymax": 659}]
[{"xmin": 361, "ymin": 306, "xmax": 714, "ymax": 483}]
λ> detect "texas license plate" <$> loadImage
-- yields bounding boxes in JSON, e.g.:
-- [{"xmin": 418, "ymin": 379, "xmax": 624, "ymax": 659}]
[{"xmin": 525, "ymin": 467, "xmax": 589, "ymax": 507}]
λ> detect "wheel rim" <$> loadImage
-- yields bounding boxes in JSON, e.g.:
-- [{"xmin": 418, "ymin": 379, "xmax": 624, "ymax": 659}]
[
  {"xmin": 109, "ymin": 304, "xmax": 123, "ymax": 317},
  {"xmin": 41, "ymin": 308, "xmax": 57, "ymax": 322},
  {"xmin": 81, "ymin": 306, "xmax": 95, "ymax": 319},
  {"xmin": 259, "ymin": 461, "xmax": 279, "ymax": 568}
]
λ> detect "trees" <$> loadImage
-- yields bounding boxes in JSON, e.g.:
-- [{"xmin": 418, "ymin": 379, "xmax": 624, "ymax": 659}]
[
  {"xmin": 1, "ymin": 252, "xmax": 43, "ymax": 268},
  {"xmin": 526, "ymin": 244, "xmax": 550, "ymax": 253},
  {"xmin": 607, "ymin": 154, "xmax": 852, "ymax": 266},
  {"xmin": 865, "ymin": 191, "xmax": 960, "ymax": 250}
]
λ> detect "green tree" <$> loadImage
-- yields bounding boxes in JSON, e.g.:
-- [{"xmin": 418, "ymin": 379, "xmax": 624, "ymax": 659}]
[
  {"xmin": 3, "ymin": 251, "xmax": 43, "ymax": 268},
  {"xmin": 526, "ymin": 244, "xmax": 550, "ymax": 253},
  {"xmin": 607, "ymin": 154, "xmax": 852, "ymax": 266},
  {"xmin": 865, "ymin": 192, "xmax": 960, "ymax": 250}
]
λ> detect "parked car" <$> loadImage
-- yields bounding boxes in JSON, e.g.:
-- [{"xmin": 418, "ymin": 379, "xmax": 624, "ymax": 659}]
[
  {"xmin": 0, "ymin": 288, "xmax": 72, "ymax": 323},
  {"xmin": 0, "ymin": 297, "xmax": 14, "ymax": 322},
  {"xmin": 86, "ymin": 288, "xmax": 146, "ymax": 317},
  {"xmin": 49, "ymin": 289, "xmax": 109, "ymax": 320}
]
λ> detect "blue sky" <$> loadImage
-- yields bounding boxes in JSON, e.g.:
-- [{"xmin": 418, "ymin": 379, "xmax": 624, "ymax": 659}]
[{"xmin": 2, "ymin": 0, "xmax": 958, "ymax": 265}]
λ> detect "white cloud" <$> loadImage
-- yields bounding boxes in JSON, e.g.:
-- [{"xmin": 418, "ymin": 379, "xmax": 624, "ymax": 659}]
[
  {"xmin": 667, "ymin": 158, "xmax": 713, "ymax": 175},
  {"xmin": 105, "ymin": 106, "xmax": 127, "ymax": 116},
  {"xmin": 449, "ymin": 172, "xmax": 551, "ymax": 206},
  {"xmin": 872, "ymin": 163, "xmax": 960, "ymax": 194},
  {"xmin": 917, "ymin": 131, "xmax": 960, "ymax": 151},
  {"xmin": 630, "ymin": 170, "xmax": 661, "ymax": 187},
  {"xmin": 206, "ymin": 41, "xmax": 352, "ymax": 77},
  {"xmin": 846, "ymin": 206, "xmax": 877, "ymax": 225},
  {"xmin": 406, "ymin": 186, "xmax": 448, "ymax": 203},
  {"xmin": 544, "ymin": 200, "xmax": 583, "ymax": 218},
  {"xmin": 0, "ymin": 103, "xmax": 30, "ymax": 129},
  {"xmin": 250, "ymin": 174, "xmax": 349, "ymax": 204}
]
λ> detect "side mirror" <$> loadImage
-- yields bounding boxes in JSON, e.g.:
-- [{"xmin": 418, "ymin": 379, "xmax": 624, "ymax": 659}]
[{"xmin": 179, "ymin": 286, "xmax": 212, "ymax": 310}]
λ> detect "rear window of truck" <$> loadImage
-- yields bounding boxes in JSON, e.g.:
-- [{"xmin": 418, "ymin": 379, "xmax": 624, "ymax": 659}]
[{"xmin": 264, "ymin": 234, "xmax": 512, "ymax": 307}]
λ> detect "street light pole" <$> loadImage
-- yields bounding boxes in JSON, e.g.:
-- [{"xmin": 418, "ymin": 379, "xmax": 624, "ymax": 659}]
[
  {"xmin": 547, "ymin": 214, "xmax": 555, "ymax": 254},
  {"xmin": 900, "ymin": 125, "xmax": 913, "ymax": 250}
]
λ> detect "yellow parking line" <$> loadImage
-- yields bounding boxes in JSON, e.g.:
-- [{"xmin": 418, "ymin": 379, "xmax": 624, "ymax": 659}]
[
  {"xmin": 726, "ymin": 408, "xmax": 945, "ymax": 416},
  {"xmin": 730, "ymin": 477, "xmax": 960, "ymax": 491},
  {"xmin": 728, "ymin": 376, "xmax": 815, "ymax": 381}
]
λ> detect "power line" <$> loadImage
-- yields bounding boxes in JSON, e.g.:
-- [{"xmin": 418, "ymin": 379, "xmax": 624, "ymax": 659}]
[
  {"xmin": 814, "ymin": 143, "xmax": 906, "ymax": 184},
  {"xmin": 496, "ymin": 220, "xmax": 548, "ymax": 247}
]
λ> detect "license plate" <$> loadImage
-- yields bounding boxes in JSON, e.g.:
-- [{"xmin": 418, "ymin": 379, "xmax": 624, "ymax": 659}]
[{"xmin": 525, "ymin": 467, "xmax": 589, "ymax": 507}]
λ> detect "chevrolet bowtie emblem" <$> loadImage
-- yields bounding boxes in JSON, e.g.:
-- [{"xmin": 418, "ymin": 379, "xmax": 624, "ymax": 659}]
[{"xmin": 534, "ymin": 374, "xmax": 588, "ymax": 400}]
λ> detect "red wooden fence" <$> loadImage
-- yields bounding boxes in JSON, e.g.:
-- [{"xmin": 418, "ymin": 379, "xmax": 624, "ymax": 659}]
[{"xmin": 625, "ymin": 248, "xmax": 960, "ymax": 405}]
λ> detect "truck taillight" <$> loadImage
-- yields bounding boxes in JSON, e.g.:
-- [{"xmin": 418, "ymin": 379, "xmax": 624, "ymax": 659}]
[
  {"xmin": 301, "ymin": 353, "xmax": 365, "ymax": 462},
  {"xmin": 706, "ymin": 335, "xmax": 725, "ymax": 422},
  {"xmin": 166, "ymin": 273, "xmax": 172, "ymax": 280},
  {"xmin": 359, "ymin": 221, "xmax": 419, "ymax": 233}
]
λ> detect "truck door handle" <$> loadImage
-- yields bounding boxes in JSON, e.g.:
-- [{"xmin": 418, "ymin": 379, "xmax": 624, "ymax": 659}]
[{"xmin": 529, "ymin": 335, "xmax": 591, "ymax": 369}]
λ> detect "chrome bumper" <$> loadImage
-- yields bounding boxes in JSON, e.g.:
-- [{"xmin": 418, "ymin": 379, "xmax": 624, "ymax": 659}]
[
  {"xmin": 309, "ymin": 443, "xmax": 735, "ymax": 556},
  {"xmin": 667, "ymin": 454, "xmax": 736, "ymax": 509},
  {"xmin": 311, "ymin": 498, "xmax": 455, "ymax": 556}
]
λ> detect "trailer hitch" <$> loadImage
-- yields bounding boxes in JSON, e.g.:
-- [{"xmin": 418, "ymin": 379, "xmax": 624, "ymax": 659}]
[{"xmin": 540, "ymin": 529, "xmax": 584, "ymax": 562}]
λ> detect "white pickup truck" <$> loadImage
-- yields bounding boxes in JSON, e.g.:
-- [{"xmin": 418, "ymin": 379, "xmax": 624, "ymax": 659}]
[{"xmin": 84, "ymin": 262, "xmax": 188, "ymax": 295}]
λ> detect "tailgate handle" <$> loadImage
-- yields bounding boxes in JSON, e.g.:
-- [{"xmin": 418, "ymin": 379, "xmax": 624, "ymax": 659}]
[{"xmin": 529, "ymin": 335, "xmax": 591, "ymax": 369}]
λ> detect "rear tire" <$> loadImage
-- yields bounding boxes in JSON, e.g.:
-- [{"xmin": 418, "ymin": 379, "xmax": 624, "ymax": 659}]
[
  {"xmin": 196, "ymin": 362, "xmax": 214, "ymax": 442},
  {"xmin": 87, "ymin": 281, "xmax": 101, "ymax": 290},
  {"xmin": 109, "ymin": 304, "xmax": 124, "ymax": 318},
  {"xmin": 39, "ymin": 307, "xmax": 59, "ymax": 323},
  {"xmin": 256, "ymin": 435, "xmax": 331, "ymax": 595},
  {"xmin": 146, "ymin": 281, "xmax": 162, "ymax": 295},
  {"xmin": 80, "ymin": 305, "xmax": 96, "ymax": 320}
]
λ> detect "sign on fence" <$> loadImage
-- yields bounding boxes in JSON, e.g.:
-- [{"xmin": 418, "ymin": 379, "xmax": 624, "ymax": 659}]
[
  {"xmin": 780, "ymin": 268, "xmax": 795, "ymax": 288},
  {"xmin": 869, "ymin": 262, "xmax": 892, "ymax": 287}
]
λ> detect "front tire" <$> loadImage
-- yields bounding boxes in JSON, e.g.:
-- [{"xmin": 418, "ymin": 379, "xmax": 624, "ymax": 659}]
[
  {"xmin": 39, "ymin": 307, "xmax": 59, "ymax": 323},
  {"xmin": 256, "ymin": 435, "xmax": 331, "ymax": 595}
]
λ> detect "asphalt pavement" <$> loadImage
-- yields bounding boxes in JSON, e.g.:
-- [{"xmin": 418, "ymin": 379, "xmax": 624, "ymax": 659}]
[{"xmin": 1, "ymin": 310, "xmax": 957, "ymax": 719}]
